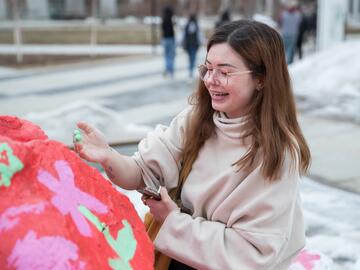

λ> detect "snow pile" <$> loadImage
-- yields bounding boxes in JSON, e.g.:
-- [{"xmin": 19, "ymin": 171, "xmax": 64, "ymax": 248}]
[
  {"xmin": 25, "ymin": 100, "xmax": 152, "ymax": 146},
  {"xmin": 301, "ymin": 178, "xmax": 360, "ymax": 269},
  {"xmin": 290, "ymin": 40, "xmax": 360, "ymax": 124}
]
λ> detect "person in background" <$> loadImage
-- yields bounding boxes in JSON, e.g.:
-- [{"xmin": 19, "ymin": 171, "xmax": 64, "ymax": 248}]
[
  {"xmin": 295, "ymin": 5, "xmax": 308, "ymax": 60},
  {"xmin": 279, "ymin": 1, "xmax": 302, "ymax": 64},
  {"xmin": 74, "ymin": 19, "xmax": 311, "ymax": 270},
  {"xmin": 215, "ymin": 10, "xmax": 231, "ymax": 29},
  {"xmin": 182, "ymin": 14, "xmax": 202, "ymax": 78},
  {"xmin": 161, "ymin": 6, "xmax": 176, "ymax": 78}
]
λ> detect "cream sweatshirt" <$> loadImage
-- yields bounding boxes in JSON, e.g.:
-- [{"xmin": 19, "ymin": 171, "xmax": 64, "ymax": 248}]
[{"xmin": 133, "ymin": 108, "xmax": 305, "ymax": 270}]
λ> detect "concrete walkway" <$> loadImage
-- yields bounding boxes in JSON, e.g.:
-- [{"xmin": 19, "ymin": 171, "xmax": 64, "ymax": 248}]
[
  {"xmin": 0, "ymin": 44, "xmax": 162, "ymax": 56},
  {"xmin": 299, "ymin": 115, "xmax": 360, "ymax": 194}
]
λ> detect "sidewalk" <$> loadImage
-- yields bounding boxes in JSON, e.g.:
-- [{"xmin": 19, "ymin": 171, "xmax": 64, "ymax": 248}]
[
  {"xmin": 299, "ymin": 115, "xmax": 360, "ymax": 194},
  {"xmin": 0, "ymin": 44, "xmax": 162, "ymax": 56}
]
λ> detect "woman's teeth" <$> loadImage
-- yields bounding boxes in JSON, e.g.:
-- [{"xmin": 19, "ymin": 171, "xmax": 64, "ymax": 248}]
[{"xmin": 212, "ymin": 92, "xmax": 229, "ymax": 96}]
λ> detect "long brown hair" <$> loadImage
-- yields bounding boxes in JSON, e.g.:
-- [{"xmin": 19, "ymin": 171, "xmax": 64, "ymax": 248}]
[{"xmin": 179, "ymin": 19, "xmax": 310, "ymax": 183}]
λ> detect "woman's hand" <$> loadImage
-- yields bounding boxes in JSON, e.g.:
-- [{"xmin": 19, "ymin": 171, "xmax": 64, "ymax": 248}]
[
  {"xmin": 74, "ymin": 121, "xmax": 110, "ymax": 164},
  {"xmin": 143, "ymin": 187, "xmax": 179, "ymax": 224}
]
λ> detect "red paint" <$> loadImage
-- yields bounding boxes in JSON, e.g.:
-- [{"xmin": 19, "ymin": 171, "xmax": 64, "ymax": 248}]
[
  {"xmin": 0, "ymin": 116, "xmax": 154, "ymax": 270},
  {"xmin": 0, "ymin": 116, "xmax": 47, "ymax": 142}
]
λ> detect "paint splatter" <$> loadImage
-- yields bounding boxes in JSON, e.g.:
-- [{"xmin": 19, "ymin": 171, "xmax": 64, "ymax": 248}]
[
  {"xmin": 79, "ymin": 205, "xmax": 137, "ymax": 270},
  {"xmin": 0, "ymin": 202, "xmax": 46, "ymax": 232},
  {"xmin": 37, "ymin": 160, "xmax": 108, "ymax": 237},
  {"xmin": 294, "ymin": 249, "xmax": 321, "ymax": 270},
  {"xmin": 73, "ymin": 129, "xmax": 82, "ymax": 143},
  {"xmin": 0, "ymin": 143, "xmax": 24, "ymax": 188},
  {"xmin": 7, "ymin": 230, "xmax": 85, "ymax": 270}
]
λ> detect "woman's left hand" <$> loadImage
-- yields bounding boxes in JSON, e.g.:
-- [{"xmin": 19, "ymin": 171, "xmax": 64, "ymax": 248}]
[{"xmin": 142, "ymin": 187, "xmax": 179, "ymax": 224}]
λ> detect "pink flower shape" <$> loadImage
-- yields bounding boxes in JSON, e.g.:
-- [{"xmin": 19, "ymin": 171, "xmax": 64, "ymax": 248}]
[
  {"xmin": 37, "ymin": 160, "xmax": 108, "ymax": 237},
  {"xmin": 8, "ymin": 230, "xmax": 85, "ymax": 270}
]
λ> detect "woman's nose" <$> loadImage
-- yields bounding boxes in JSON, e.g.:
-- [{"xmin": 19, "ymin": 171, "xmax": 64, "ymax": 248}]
[{"xmin": 204, "ymin": 70, "xmax": 219, "ymax": 85}]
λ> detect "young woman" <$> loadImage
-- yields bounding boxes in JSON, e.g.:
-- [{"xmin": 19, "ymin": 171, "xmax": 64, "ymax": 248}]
[{"xmin": 74, "ymin": 20, "xmax": 311, "ymax": 270}]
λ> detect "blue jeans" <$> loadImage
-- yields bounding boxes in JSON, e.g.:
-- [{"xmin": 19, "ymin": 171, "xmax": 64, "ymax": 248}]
[
  {"xmin": 163, "ymin": 37, "xmax": 175, "ymax": 76},
  {"xmin": 282, "ymin": 35, "xmax": 297, "ymax": 64},
  {"xmin": 187, "ymin": 47, "xmax": 197, "ymax": 77}
]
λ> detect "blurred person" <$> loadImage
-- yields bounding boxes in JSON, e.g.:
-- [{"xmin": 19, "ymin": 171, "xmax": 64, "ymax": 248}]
[
  {"xmin": 296, "ymin": 5, "xmax": 308, "ymax": 60},
  {"xmin": 307, "ymin": 3, "xmax": 317, "ymax": 41},
  {"xmin": 279, "ymin": 1, "xmax": 302, "ymax": 64},
  {"xmin": 215, "ymin": 10, "xmax": 231, "ymax": 29},
  {"xmin": 182, "ymin": 14, "xmax": 202, "ymax": 78},
  {"xmin": 161, "ymin": 6, "xmax": 176, "ymax": 78},
  {"xmin": 74, "ymin": 19, "xmax": 311, "ymax": 270}
]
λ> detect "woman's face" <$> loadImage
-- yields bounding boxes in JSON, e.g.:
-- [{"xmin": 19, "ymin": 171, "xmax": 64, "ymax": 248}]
[{"xmin": 204, "ymin": 43, "xmax": 259, "ymax": 118}]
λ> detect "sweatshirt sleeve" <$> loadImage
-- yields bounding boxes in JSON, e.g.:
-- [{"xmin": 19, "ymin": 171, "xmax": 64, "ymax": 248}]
[
  {"xmin": 154, "ymin": 154, "xmax": 304, "ymax": 270},
  {"xmin": 132, "ymin": 107, "xmax": 190, "ymax": 190}
]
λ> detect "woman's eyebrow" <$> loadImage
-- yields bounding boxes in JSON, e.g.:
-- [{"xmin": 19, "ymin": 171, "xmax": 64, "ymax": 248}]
[{"xmin": 205, "ymin": 59, "xmax": 238, "ymax": 68}]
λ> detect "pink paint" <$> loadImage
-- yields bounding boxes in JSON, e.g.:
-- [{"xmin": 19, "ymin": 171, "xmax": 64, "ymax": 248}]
[
  {"xmin": 295, "ymin": 250, "xmax": 321, "ymax": 270},
  {"xmin": 0, "ymin": 202, "xmax": 46, "ymax": 232},
  {"xmin": 37, "ymin": 160, "xmax": 108, "ymax": 237},
  {"xmin": 7, "ymin": 230, "xmax": 85, "ymax": 270},
  {"xmin": 1, "ymin": 150, "xmax": 9, "ymax": 166}
]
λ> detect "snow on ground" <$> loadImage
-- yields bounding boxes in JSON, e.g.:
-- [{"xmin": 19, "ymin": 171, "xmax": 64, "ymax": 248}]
[
  {"xmin": 25, "ymin": 101, "xmax": 151, "ymax": 146},
  {"xmin": 290, "ymin": 40, "xmax": 360, "ymax": 124},
  {"xmin": 301, "ymin": 178, "xmax": 360, "ymax": 269}
]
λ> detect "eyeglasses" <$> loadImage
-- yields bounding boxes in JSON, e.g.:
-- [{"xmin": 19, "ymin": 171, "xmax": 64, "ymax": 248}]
[{"xmin": 198, "ymin": 64, "xmax": 252, "ymax": 85}]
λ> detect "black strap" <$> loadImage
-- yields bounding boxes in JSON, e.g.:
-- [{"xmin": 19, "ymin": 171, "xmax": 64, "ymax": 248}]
[{"xmin": 168, "ymin": 259, "xmax": 196, "ymax": 270}]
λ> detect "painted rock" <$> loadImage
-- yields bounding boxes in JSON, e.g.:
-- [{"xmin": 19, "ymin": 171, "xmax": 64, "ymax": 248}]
[
  {"xmin": 0, "ymin": 116, "xmax": 154, "ymax": 270},
  {"xmin": 0, "ymin": 116, "xmax": 47, "ymax": 142}
]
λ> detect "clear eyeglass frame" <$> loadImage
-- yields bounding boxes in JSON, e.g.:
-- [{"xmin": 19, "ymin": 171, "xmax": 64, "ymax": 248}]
[{"xmin": 198, "ymin": 64, "xmax": 252, "ymax": 85}]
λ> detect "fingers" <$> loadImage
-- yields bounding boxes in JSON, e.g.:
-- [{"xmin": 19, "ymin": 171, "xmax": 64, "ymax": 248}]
[
  {"xmin": 75, "ymin": 143, "xmax": 83, "ymax": 153},
  {"xmin": 74, "ymin": 144, "xmax": 86, "ymax": 158},
  {"xmin": 77, "ymin": 121, "xmax": 94, "ymax": 134},
  {"xmin": 159, "ymin": 186, "xmax": 171, "ymax": 201},
  {"xmin": 73, "ymin": 142, "xmax": 81, "ymax": 152},
  {"xmin": 141, "ymin": 195, "xmax": 149, "ymax": 205},
  {"xmin": 144, "ymin": 186, "xmax": 166, "ymax": 205}
]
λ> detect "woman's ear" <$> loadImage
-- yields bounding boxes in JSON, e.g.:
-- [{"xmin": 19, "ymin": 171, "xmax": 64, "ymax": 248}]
[{"xmin": 255, "ymin": 78, "xmax": 264, "ymax": 91}]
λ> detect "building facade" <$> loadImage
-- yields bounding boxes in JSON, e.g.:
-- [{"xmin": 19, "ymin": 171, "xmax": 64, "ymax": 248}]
[
  {"xmin": 0, "ymin": 0, "xmax": 359, "ymax": 24},
  {"xmin": 0, "ymin": 0, "xmax": 117, "ymax": 20},
  {"xmin": 349, "ymin": 0, "xmax": 360, "ymax": 22}
]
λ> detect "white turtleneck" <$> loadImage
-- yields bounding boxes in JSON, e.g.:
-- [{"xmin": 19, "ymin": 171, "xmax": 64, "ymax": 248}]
[{"xmin": 133, "ymin": 107, "xmax": 305, "ymax": 270}]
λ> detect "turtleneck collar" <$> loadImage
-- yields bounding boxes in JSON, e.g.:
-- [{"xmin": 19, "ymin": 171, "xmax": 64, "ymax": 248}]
[{"xmin": 213, "ymin": 111, "xmax": 250, "ymax": 139}]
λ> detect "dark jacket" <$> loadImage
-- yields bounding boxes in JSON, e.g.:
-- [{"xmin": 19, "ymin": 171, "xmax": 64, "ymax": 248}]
[
  {"xmin": 183, "ymin": 18, "xmax": 199, "ymax": 51},
  {"xmin": 162, "ymin": 7, "xmax": 175, "ymax": 38}
]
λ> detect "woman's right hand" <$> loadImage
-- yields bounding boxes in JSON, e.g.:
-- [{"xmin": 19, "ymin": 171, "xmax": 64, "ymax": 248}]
[{"xmin": 74, "ymin": 121, "xmax": 111, "ymax": 164}]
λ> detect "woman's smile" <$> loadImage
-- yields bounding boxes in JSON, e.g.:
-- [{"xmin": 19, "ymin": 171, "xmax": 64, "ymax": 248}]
[{"xmin": 209, "ymin": 90, "xmax": 229, "ymax": 101}]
